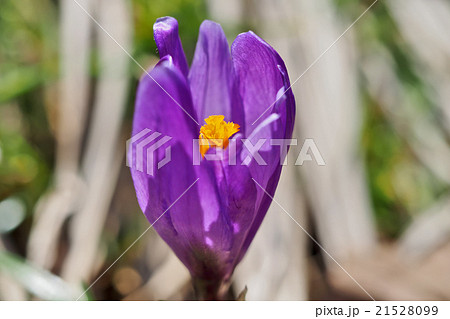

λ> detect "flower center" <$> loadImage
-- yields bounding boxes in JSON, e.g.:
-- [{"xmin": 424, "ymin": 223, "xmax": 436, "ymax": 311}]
[{"xmin": 199, "ymin": 115, "xmax": 240, "ymax": 157}]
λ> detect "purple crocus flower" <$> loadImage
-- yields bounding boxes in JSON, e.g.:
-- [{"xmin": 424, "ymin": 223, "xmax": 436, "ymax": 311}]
[{"xmin": 130, "ymin": 17, "xmax": 295, "ymax": 299}]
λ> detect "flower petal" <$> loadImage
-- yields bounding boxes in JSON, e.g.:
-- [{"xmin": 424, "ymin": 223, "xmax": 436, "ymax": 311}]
[
  {"xmin": 235, "ymin": 164, "xmax": 283, "ymax": 264},
  {"xmin": 154, "ymin": 17, "xmax": 189, "ymax": 77},
  {"xmin": 130, "ymin": 57, "xmax": 234, "ymax": 277},
  {"xmin": 195, "ymin": 139, "xmax": 257, "ymax": 279},
  {"xmin": 231, "ymin": 31, "xmax": 295, "ymax": 138},
  {"xmin": 130, "ymin": 55, "xmax": 197, "ymax": 225},
  {"xmin": 170, "ymin": 160, "xmax": 234, "ymax": 279},
  {"xmin": 231, "ymin": 33, "xmax": 296, "ymax": 262},
  {"xmin": 189, "ymin": 20, "xmax": 244, "ymax": 127},
  {"xmin": 221, "ymin": 160, "xmax": 257, "ymax": 271}
]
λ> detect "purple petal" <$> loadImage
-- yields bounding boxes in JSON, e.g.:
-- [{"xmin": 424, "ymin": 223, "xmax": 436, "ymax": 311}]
[
  {"xmin": 231, "ymin": 32, "xmax": 296, "ymax": 262},
  {"xmin": 231, "ymin": 31, "xmax": 295, "ymax": 138},
  {"xmin": 155, "ymin": 147, "xmax": 233, "ymax": 279},
  {"xmin": 154, "ymin": 17, "xmax": 189, "ymax": 77},
  {"xmin": 197, "ymin": 139, "xmax": 258, "ymax": 279},
  {"xmin": 189, "ymin": 20, "xmax": 244, "ymax": 127},
  {"xmin": 174, "ymin": 161, "xmax": 234, "ymax": 279},
  {"xmin": 131, "ymin": 56, "xmax": 197, "ymax": 208},
  {"xmin": 130, "ymin": 57, "xmax": 198, "ymax": 265},
  {"xmin": 220, "ymin": 160, "xmax": 257, "ymax": 271},
  {"xmin": 130, "ymin": 57, "xmax": 235, "ymax": 277},
  {"xmin": 232, "ymin": 30, "xmax": 295, "ymax": 203},
  {"xmin": 235, "ymin": 164, "xmax": 283, "ymax": 264}
]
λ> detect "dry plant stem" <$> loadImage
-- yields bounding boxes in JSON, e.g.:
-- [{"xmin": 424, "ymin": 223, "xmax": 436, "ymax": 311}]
[{"xmin": 192, "ymin": 277, "xmax": 231, "ymax": 301}]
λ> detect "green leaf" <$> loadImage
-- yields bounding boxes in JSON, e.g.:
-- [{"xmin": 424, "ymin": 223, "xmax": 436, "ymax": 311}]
[{"xmin": 0, "ymin": 251, "xmax": 86, "ymax": 300}]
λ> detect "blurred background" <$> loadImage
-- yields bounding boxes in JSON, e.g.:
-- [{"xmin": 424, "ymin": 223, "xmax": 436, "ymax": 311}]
[{"xmin": 1, "ymin": 0, "xmax": 450, "ymax": 300}]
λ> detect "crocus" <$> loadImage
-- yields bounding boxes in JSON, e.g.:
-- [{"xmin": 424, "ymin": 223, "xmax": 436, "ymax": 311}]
[{"xmin": 130, "ymin": 17, "xmax": 295, "ymax": 300}]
